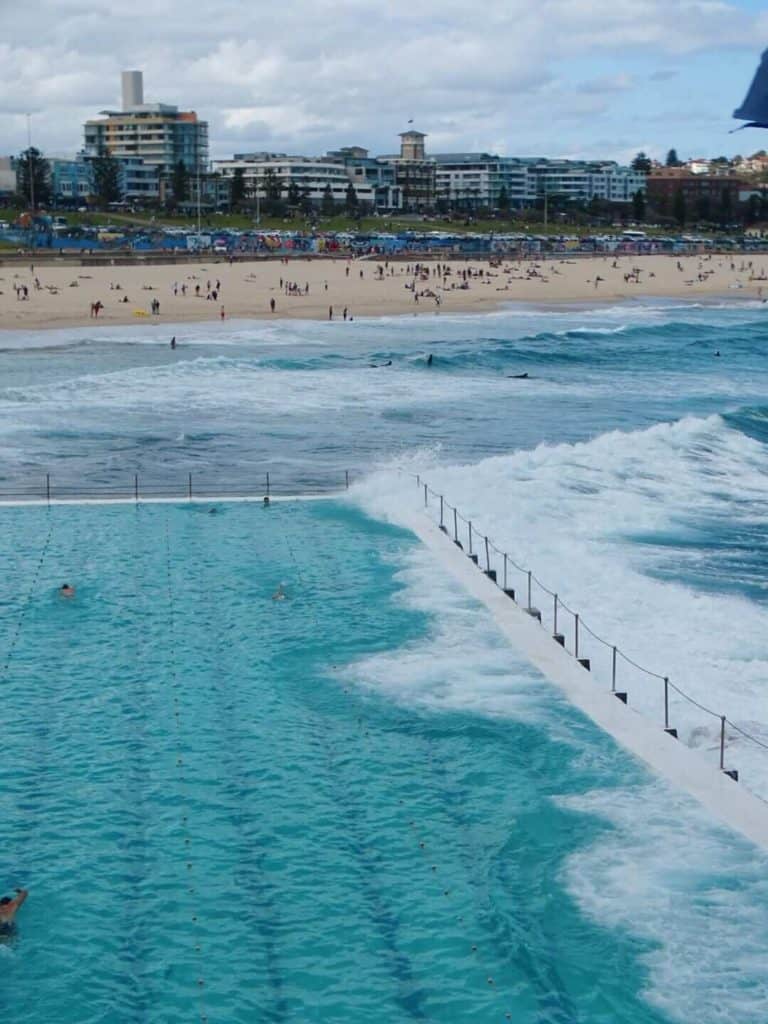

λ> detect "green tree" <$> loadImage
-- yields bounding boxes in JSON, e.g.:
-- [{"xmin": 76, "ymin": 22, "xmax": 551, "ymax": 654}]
[
  {"xmin": 16, "ymin": 146, "xmax": 51, "ymax": 208},
  {"xmin": 631, "ymin": 188, "xmax": 646, "ymax": 221},
  {"xmin": 287, "ymin": 181, "xmax": 301, "ymax": 207},
  {"xmin": 263, "ymin": 168, "xmax": 284, "ymax": 214},
  {"xmin": 631, "ymin": 151, "xmax": 652, "ymax": 174},
  {"xmin": 665, "ymin": 148, "xmax": 680, "ymax": 167},
  {"xmin": 673, "ymin": 187, "xmax": 687, "ymax": 227},
  {"xmin": 91, "ymin": 150, "xmax": 122, "ymax": 206},
  {"xmin": 231, "ymin": 167, "xmax": 246, "ymax": 208},
  {"xmin": 299, "ymin": 184, "xmax": 313, "ymax": 215},
  {"xmin": 497, "ymin": 184, "xmax": 510, "ymax": 214},
  {"xmin": 171, "ymin": 160, "xmax": 188, "ymax": 203},
  {"xmin": 345, "ymin": 181, "xmax": 358, "ymax": 214},
  {"xmin": 321, "ymin": 183, "xmax": 335, "ymax": 217}
]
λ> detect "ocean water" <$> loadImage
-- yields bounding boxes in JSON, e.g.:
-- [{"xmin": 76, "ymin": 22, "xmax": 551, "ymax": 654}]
[{"xmin": 2, "ymin": 300, "xmax": 768, "ymax": 1019}]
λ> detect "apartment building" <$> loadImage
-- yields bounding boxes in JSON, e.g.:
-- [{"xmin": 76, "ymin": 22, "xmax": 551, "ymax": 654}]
[
  {"xmin": 83, "ymin": 71, "xmax": 208, "ymax": 180},
  {"xmin": 213, "ymin": 153, "xmax": 377, "ymax": 208}
]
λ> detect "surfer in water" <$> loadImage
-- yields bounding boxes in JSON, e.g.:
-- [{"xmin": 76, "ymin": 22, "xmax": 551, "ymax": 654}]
[
  {"xmin": 427, "ymin": 354, "xmax": 433, "ymax": 366},
  {"xmin": 272, "ymin": 583, "xmax": 286, "ymax": 601},
  {"xmin": 170, "ymin": 336, "xmax": 176, "ymax": 349},
  {"xmin": 507, "ymin": 372, "xmax": 529, "ymax": 379},
  {"xmin": 0, "ymin": 889, "xmax": 28, "ymax": 938}
]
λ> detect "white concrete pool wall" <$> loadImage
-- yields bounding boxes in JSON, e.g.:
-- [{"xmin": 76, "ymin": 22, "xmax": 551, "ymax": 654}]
[{"xmin": 404, "ymin": 508, "xmax": 768, "ymax": 854}]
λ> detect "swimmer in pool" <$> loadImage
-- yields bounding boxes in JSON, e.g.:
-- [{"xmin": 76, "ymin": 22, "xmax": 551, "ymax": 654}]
[
  {"xmin": 0, "ymin": 889, "xmax": 28, "ymax": 936},
  {"xmin": 272, "ymin": 584, "xmax": 286, "ymax": 601},
  {"xmin": 60, "ymin": 583, "xmax": 75, "ymax": 598}
]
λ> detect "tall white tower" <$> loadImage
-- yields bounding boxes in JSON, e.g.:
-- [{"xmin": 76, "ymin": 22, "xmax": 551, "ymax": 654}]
[{"xmin": 121, "ymin": 70, "xmax": 144, "ymax": 110}]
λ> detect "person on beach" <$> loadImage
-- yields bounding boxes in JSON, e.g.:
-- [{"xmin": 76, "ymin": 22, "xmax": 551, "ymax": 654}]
[
  {"xmin": 270, "ymin": 298, "xmax": 276, "ymax": 313},
  {"xmin": 329, "ymin": 306, "xmax": 333, "ymax": 320},
  {"xmin": 170, "ymin": 336, "xmax": 176, "ymax": 349},
  {"xmin": 60, "ymin": 583, "xmax": 75, "ymax": 598},
  {"xmin": 0, "ymin": 889, "xmax": 28, "ymax": 936}
]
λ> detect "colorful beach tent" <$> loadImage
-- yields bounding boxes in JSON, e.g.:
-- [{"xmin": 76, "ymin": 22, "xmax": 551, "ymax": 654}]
[{"xmin": 734, "ymin": 48, "xmax": 768, "ymax": 128}]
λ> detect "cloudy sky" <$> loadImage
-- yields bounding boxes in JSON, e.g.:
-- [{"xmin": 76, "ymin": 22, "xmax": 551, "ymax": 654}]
[{"xmin": 1, "ymin": 0, "xmax": 767, "ymax": 164}]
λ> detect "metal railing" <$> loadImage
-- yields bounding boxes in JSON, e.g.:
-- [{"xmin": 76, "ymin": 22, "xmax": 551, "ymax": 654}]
[
  {"xmin": 416, "ymin": 474, "xmax": 768, "ymax": 789},
  {"xmin": 0, "ymin": 470, "xmax": 352, "ymax": 504}
]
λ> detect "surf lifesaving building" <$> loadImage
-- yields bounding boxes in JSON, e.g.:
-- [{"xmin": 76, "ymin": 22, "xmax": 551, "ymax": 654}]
[{"xmin": 83, "ymin": 71, "xmax": 208, "ymax": 199}]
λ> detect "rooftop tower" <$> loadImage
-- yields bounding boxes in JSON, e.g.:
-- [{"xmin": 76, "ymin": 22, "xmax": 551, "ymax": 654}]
[{"xmin": 121, "ymin": 70, "xmax": 144, "ymax": 111}]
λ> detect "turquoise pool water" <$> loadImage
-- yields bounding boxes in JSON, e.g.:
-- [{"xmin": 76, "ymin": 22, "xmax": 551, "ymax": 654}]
[{"xmin": 0, "ymin": 499, "xmax": 760, "ymax": 1023}]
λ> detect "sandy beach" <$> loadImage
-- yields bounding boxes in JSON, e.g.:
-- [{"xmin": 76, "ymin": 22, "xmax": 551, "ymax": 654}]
[{"xmin": 1, "ymin": 252, "xmax": 767, "ymax": 331}]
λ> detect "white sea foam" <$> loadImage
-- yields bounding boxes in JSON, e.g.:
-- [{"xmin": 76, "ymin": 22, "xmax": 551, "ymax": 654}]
[
  {"xmin": 353, "ymin": 411, "xmax": 768, "ymax": 800},
  {"xmin": 337, "ymin": 543, "xmax": 564, "ymax": 725},
  {"xmin": 559, "ymin": 784, "xmax": 768, "ymax": 1023}
]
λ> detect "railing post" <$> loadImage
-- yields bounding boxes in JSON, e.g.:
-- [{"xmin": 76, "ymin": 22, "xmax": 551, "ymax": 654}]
[
  {"xmin": 468, "ymin": 521, "xmax": 473, "ymax": 554},
  {"xmin": 664, "ymin": 676, "xmax": 670, "ymax": 730},
  {"xmin": 453, "ymin": 507, "xmax": 458, "ymax": 543},
  {"xmin": 503, "ymin": 553, "xmax": 508, "ymax": 590},
  {"xmin": 134, "ymin": 473, "xmax": 139, "ymax": 503},
  {"xmin": 416, "ymin": 473, "xmax": 420, "ymax": 487},
  {"xmin": 553, "ymin": 593, "xmax": 558, "ymax": 634},
  {"xmin": 574, "ymin": 613, "xmax": 580, "ymax": 659},
  {"xmin": 719, "ymin": 715, "xmax": 726, "ymax": 771},
  {"xmin": 424, "ymin": 483, "xmax": 428, "ymax": 507},
  {"xmin": 527, "ymin": 570, "xmax": 532, "ymax": 609},
  {"xmin": 611, "ymin": 646, "xmax": 617, "ymax": 692},
  {"xmin": 484, "ymin": 536, "xmax": 490, "ymax": 571},
  {"xmin": 188, "ymin": 473, "xmax": 192, "ymax": 500},
  {"xmin": 439, "ymin": 495, "xmax": 444, "ymax": 527},
  {"xmin": 46, "ymin": 473, "xmax": 50, "ymax": 505}
]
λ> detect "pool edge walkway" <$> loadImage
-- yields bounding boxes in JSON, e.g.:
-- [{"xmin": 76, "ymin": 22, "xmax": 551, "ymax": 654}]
[{"xmin": 405, "ymin": 508, "xmax": 768, "ymax": 853}]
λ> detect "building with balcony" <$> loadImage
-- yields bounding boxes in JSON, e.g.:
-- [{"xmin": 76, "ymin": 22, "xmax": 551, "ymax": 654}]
[
  {"xmin": 324, "ymin": 147, "xmax": 402, "ymax": 210},
  {"xmin": 433, "ymin": 155, "xmax": 645, "ymax": 210},
  {"xmin": 83, "ymin": 71, "xmax": 208, "ymax": 188},
  {"xmin": 646, "ymin": 170, "xmax": 747, "ymax": 219},
  {"xmin": 48, "ymin": 158, "xmax": 93, "ymax": 204},
  {"xmin": 212, "ymin": 153, "xmax": 376, "ymax": 209},
  {"xmin": 378, "ymin": 131, "xmax": 436, "ymax": 211}
]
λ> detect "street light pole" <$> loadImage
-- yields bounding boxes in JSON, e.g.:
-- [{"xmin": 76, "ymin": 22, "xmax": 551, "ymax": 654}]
[{"xmin": 26, "ymin": 113, "xmax": 35, "ymax": 213}]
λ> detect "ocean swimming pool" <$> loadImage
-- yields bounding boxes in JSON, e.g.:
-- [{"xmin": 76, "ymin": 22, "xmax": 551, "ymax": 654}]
[{"xmin": 2, "ymin": 498, "xmax": 768, "ymax": 1024}]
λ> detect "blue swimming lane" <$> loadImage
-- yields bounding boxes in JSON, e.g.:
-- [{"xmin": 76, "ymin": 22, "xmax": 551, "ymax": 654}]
[{"xmin": 0, "ymin": 499, "xmax": 726, "ymax": 1023}]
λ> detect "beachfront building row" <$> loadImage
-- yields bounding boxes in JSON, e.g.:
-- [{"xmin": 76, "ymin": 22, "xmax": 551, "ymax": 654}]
[{"xmin": 211, "ymin": 138, "xmax": 646, "ymax": 214}]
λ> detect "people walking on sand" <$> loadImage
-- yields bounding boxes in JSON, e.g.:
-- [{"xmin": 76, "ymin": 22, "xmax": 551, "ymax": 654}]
[
  {"xmin": 220, "ymin": 306, "xmax": 225, "ymax": 320},
  {"xmin": 329, "ymin": 305, "xmax": 333, "ymax": 320},
  {"xmin": 343, "ymin": 307, "xmax": 348, "ymax": 321},
  {"xmin": 270, "ymin": 298, "xmax": 276, "ymax": 313},
  {"xmin": 171, "ymin": 336, "xmax": 176, "ymax": 349}
]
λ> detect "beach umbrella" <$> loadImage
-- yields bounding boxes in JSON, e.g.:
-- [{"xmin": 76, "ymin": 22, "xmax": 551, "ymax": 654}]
[{"xmin": 733, "ymin": 48, "xmax": 768, "ymax": 128}]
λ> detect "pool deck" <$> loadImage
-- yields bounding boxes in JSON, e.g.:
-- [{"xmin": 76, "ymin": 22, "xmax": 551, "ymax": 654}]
[{"xmin": 405, "ymin": 508, "xmax": 768, "ymax": 853}]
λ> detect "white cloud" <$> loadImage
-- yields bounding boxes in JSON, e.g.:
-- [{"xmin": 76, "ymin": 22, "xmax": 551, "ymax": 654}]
[{"xmin": 0, "ymin": 0, "xmax": 762, "ymax": 160}]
